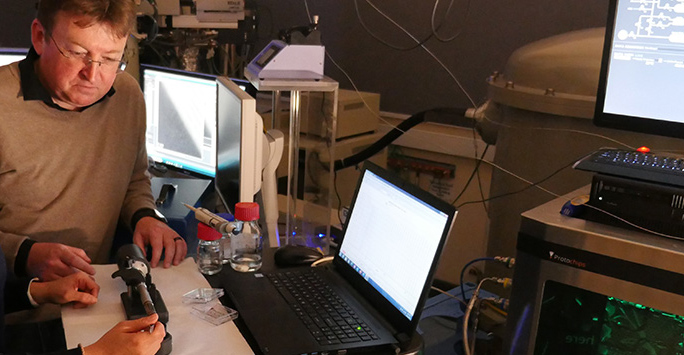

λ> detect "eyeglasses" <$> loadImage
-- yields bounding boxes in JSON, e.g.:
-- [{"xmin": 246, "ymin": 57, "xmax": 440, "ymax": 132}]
[{"xmin": 49, "ymin": 34, "xmax": 127, "ymax": 74}]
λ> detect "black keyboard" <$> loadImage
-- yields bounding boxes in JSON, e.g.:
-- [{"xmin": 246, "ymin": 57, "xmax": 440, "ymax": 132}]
[
  {"xmin": 266, "ymin": 270, "xmax": 379, "ymax": 346},
  {"xmin": 574, "ymin": 148, "xmax": 684, "ymax": 188}
]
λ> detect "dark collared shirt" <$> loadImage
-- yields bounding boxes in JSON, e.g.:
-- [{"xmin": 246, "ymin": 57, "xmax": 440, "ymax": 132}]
[{"xmin": 18, "ymin": 47, "xmax": 115, "ymax": 111}]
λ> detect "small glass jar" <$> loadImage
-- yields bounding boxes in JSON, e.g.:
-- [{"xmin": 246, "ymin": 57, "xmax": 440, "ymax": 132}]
[
  {"xmin": 230, "ymin": 202, "xmax": 263, "ymax": 272},
  {"xmin": 196, "ymin": 222, "xmax": 223, "ymax": 275}
]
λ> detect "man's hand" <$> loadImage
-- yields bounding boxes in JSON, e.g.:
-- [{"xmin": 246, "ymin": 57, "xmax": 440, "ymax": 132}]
[
  {"xmin": 84, "ymin": 313, "xmax": 165, "ymax": 355},
  {"xmin": 26, "ymin": 243, "xmax": 95, "ymax": 281},
  {"xmin": 29, "ymin": 271, "xmax": 99, "ymax": 308},
  {"xmin": 133, "ymin": 217, "xmax": 187, "ymax": 268}
]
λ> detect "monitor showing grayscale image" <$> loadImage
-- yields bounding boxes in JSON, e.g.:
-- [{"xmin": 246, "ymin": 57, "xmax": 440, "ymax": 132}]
[{"xmin": 142, "ymin": 65, "xmax": 218, "ymax": 177}]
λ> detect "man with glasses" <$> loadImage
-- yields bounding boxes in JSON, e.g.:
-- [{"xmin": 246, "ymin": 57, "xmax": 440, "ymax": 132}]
[{"xmin": 0, "ymin": 0, "xmax": 187, "ymax": 283}]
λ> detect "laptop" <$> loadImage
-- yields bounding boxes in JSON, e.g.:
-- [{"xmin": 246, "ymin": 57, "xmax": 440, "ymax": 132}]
[{"xmin": 221, "ymin": 162, "xmax": 457, "ymax": 354}]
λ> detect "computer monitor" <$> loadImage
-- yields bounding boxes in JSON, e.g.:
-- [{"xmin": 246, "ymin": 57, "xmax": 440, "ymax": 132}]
[
  {"xmin": 141, "ymin": 65, "xmax": 257, "ymax": 178},
  {"xmin": 142, "ymin": 64, "xmax": 218, "ymax": 177},
  {"xmin": 594, "ymin": 0, "xmax": 684, "ymax": 138},
  {"xmin": 215, "ymin": 76, "xmax": 263, "ymax": 212},
  {"xmin": 0, "ymin": 48, "xmax": 28, "ymax": 66}
]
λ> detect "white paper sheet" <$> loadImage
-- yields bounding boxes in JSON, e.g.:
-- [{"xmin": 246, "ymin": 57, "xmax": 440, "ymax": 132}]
[{"xmin": 62, "ymin": 258, "xmax": 253, "ymax": 354}]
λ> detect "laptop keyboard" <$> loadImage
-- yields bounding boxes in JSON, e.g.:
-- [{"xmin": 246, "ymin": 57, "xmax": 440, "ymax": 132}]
[{"xmin": 266, "ymin": 269, "xmax": 380, "ymax": 346}]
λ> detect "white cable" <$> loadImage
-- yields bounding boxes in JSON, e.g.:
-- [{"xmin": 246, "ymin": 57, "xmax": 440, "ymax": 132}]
[
  {"xmin": 436, "ymin": 0, "xmax": 474, "ymax": 43},
  {"xmin": 429, "ymin": 286, "xmax": 468, "ymax": 306},
  {"xmin": 469, "ymin": 300, "xmax": 480, "ymax": 354},
  {"xmin": 583, "ymin": 204, "xmax": 684, "ymax": 241},
  {"xmin": 325, "ymin": 51, "xmax": 399, "ymax": 131},
  {"xmin": 478, "ymin": 160, "xmax": 562, "ymax": 198},
  {"xmin": 430, "ymin": 0, "xmax": 461, "ymax": 42},
  {"xmin": 362, "ymin": 0, "xmax": 477, "ymax": 108},
  {"xmin": 462, "ymin": 293, "xmax": 476, "ymax": 355},
  {"xmin": 304, "ymin": 0, "xmax": 312, "ymax": 22},
  {"xmin": 481, "ymin": 112, "xmax": 638, "ymax": 151},
  {"xmin": 311, "ymin": 255, "xmax": 334, "ymax": 267},
  {"xmin": 462, "ymin": 277, "xmax": 498, "ymax": 355}
]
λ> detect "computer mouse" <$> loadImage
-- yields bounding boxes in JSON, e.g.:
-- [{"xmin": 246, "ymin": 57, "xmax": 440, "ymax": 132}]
[{"xmin": 274, "ymin": 245, "xmax": 324, "ymax": 267}]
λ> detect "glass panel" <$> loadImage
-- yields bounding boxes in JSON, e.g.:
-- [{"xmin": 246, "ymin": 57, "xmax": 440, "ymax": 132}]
[{"xmin": 535, "ymin": 280, "xmax": 684, "ymax": 355}]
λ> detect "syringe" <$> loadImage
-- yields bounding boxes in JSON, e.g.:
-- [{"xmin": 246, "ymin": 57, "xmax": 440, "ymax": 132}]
[{"xmin": 183, "ymin": 203, "xmax": 236, "ymax": 234}]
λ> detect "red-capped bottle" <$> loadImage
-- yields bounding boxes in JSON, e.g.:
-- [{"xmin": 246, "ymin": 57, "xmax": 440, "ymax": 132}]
[
  {"xmin": 197, "ymin": 222, "xmax": 223, "ymax": 275},
  {"xmin": 229, "ymin": 202, "xmax": 263, "ymax": 272}
]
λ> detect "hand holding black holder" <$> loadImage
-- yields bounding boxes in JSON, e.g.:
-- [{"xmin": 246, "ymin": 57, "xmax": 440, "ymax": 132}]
[{"xmin": 112, "ymin": 244, "xmax": 172, "ymax": 355}]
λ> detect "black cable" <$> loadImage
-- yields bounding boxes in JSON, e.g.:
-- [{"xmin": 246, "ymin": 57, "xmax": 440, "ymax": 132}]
[
  {"xmin": 451, "ymin": 144, "xmax": 489, "ymax": 205},
  {"xmin": 455, "ymin": 157, "xmax": 579, "ymax": 209},
  {"xmin": 334, "ymin": 107, "xmax": 467, "ymax": 171},
  {"xmin": 334, "ymin": 169, "xmax": 344, "ymax": 225},
  {"xmin": 335, "ymin": 110, "xmax": 426, "ymax": 170},
  {"xmin": 210, "ymin": 55, "xmax": 221, "ymax": 75},
  {"xmin": 142, "ymin": 43, "xmax": 171, "ymax": 67},
  {"xmin": 459, "ymin": 257, "xmax": 495, "ymax": 309},
  {"xmin": 476, "ymin": 178, "xmax": 489, "ymax": 213},
  {"xmin": 475, "ymin": 156, "xmax": 489, "ymax": 214},
  {"xmin": 306, "ymin": 152, "xmax": 318, "ymax": 188},
  {"xmin": 256, "ymin": 4, "xmax": 275, "ymax": 40},
  {"xmin": 467, "ymin": 105, "xmax": 489, "ymax": 213}
]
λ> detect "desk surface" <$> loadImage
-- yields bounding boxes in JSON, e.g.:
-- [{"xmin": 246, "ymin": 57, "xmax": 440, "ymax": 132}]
[{"xmin": 62, "ymin": 258, "xmax": 253, "ymax": 354}]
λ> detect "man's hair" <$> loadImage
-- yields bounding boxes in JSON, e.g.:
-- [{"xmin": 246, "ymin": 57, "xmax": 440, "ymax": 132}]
[{"xmin": 37, "ymin": 0, "xmax": 136, "ymax": 38}]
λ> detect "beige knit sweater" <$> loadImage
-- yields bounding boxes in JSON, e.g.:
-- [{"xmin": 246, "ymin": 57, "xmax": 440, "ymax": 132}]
[{"xmin": 0, "ymin": 62, "xmax": 156, "ymax": 273}]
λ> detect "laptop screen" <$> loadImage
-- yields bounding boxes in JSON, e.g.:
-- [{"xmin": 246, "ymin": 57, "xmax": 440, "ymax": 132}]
[{"xmin": 338, "ymin": 168, "xmax": 452, "ymax": 321}]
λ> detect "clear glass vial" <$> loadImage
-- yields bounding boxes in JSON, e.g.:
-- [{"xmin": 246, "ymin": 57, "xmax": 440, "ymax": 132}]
[
  {"xmin": 197, "ymin": 222, "xmax": 223, "ymax": 275},
  {"xmin": 230, "ymin": 202, "xmax": 263, "ymax": 272}
]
